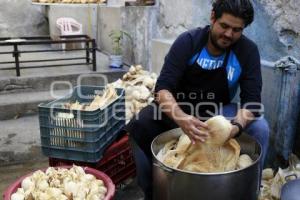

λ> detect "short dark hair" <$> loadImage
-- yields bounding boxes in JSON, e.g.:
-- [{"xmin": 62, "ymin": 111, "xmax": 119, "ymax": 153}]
[{"xmin": 212, "ymin": 0, "xmax": 254, "ymax": 27}]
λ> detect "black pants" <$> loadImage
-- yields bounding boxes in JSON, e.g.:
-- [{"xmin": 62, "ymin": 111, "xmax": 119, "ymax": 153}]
[{"xmin": 125, "ymin": 103, "xmax": 178, "ymax": 199}]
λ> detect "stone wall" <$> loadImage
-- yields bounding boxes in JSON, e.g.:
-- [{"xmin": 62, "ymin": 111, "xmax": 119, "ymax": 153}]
[
  {"xmin": 260, "ymin": 0, "xmax": 300, "ymax": 51},
  {"xmin": 0, "ymin": 0, "xmax": 48, "ymax": 37},
  {"xmin": 156, "ymin": 0, "xmax": 210, "ymax": 38},
  {"xmin": 156, "ymin": 0, "xmax": 300, "ymax": 62}
]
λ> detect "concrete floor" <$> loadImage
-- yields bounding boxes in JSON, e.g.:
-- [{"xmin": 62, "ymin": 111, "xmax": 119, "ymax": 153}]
[{"xmin": 0, "ymin": 115, "xmax": 144, "ymax": 199}]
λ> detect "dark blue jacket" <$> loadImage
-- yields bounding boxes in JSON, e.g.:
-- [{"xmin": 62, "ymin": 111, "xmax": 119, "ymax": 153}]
[{"xmin": 155, "ymin": 26, "xmax": 262, "ymax": 116}]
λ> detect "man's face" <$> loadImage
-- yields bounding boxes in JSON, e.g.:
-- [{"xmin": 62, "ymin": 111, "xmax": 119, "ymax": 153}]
[{"xmin": 210, "ymin": 12, "xmax": 245, "ymax": 50}]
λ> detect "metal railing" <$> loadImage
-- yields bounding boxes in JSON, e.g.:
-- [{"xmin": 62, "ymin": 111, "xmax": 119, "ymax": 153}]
[{"xmin": 0, "ymin": 35, "xmax": 97, "ymax": 77}]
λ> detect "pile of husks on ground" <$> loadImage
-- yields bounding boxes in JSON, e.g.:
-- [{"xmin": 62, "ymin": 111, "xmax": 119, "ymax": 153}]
[{"xmin": 259, "ymin": 154, "xmax": 300, "ymax": 200}]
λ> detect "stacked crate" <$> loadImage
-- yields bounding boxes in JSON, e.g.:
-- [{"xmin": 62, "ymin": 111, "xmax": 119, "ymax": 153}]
[
  {"xmin": 38, "ymin": 85, "xmax": 136, "ymax": 184},
  {"xmin": 49, "ymin": 133, "xmax": 136, "ymax": 185}
]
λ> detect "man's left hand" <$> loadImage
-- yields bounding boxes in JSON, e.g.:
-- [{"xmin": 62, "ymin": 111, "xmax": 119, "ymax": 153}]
[{"xmin": 230, "ymin": 124, "xmax": 240, "ymax": 138}]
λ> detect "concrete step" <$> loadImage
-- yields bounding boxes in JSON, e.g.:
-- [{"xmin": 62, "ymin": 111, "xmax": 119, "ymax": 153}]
[
  {"xmin": 0, "ymin": 70, "xmax": 126, "ymax": 95},
  {"xmin": 0, "ymin": 89, "xmax": 71, "ymax": 120},
  {"xmin": 0, "ymin": 70, "xmax": 127, "ymax": 120}
]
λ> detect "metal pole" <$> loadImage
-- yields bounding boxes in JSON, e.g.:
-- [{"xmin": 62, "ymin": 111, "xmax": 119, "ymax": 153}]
[
  {"xmin": 13, "ymin": 44, "xmax": 20, "ymax": 77},
  {"xmin": 86, "ymin": 41, "xmax": 90, "ymax": 64},
  {"xmin": 92, "ymin": 39, "xmax": 97, "ymax": 71}
]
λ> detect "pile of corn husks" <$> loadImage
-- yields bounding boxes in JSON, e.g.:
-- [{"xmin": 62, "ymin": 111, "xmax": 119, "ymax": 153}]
[
  {"xmin": 63, "ymin": 85, "xmax": 118, "ymax": 111},
  {"xmin": 157, "ymin": 116, "xmax": 254, "ymax": 173},
  {"xmin": 109, "ymin": 65, "xmax": 158, "ymax": 122},
  {"xmin": 259, "ymin": 154, "xmax": 300, "ymax": 200},
  {"xmin": 60, "ymin": 65, "xmax": 157, "ymax": 122},
  {"xmin": 11, "ymin": 165, "xmax": 107, "ymax": 200}
]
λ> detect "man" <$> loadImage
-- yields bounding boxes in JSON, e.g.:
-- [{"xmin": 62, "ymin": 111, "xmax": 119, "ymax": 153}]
[{"xmin": 126, "ymin": 0, "xmax": 269, "ymax": 199}]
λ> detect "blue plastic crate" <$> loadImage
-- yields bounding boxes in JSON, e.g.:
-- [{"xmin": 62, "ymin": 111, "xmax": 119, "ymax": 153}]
[
  {"xmin": 39, "ymin": 86, "xmax": 125, "ymax": 132},
  {"xmin": 40, "ymin": 116, "xmax": 124, "ymax": 151},
  {"xmin": 38, "ymin": 85, "xmax": 126, "ymax": 162},
  {"xmin": 41, "ymin": 120, "xmax": 125, "ymax": 162}
]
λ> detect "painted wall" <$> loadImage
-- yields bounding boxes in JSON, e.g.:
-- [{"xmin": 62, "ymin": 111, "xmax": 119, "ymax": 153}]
[
  {"xmin": 47, "ymin": 4, "xmax": 98, "ymax": 40},
  {"xmin": 0, "ymin": 0, "xmax": 48, "ymax": 37},
  {"xmin": 97, "ymin": 5, "xmax": 158, "ymax": 68}
]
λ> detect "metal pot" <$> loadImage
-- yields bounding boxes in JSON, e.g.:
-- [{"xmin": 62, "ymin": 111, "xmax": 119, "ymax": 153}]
[
  {"xmin": 281, "ymin": 177, "xmax": 300, "ymax": 200},
  {"xmin": 151, "ymin": 128, "xmax": 262, "ymax": 200}
]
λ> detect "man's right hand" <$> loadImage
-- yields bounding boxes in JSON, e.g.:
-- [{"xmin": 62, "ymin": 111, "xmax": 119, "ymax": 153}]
[
  {"xmin": 176, "ymin": 114, "xmax": 209, "ymax": 143},
  {"xmin": 155, "ymin": 89, "xmax": 209, "ymax": 143}
]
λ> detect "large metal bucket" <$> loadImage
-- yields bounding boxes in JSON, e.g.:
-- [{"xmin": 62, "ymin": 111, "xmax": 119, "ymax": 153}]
[{"xmin": 151, "ymin": 128, "xmax": 262, "ymax": 200}]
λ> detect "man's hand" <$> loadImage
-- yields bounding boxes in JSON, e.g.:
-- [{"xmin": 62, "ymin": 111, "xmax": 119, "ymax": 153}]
[
  {"xmin": 155, "ymin": 89, "xmax": 209, "ymax": 143},
  {"xmin": 230, "ymin": 125, "xmax": 239, "ymax": 138},
  {"xmin": 229, "ymin": 108, "xmax": 255, "ymax": 138},
  {"xmin": 176, "ymin": 114, "xmax": 209, "ymax": 143}
]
